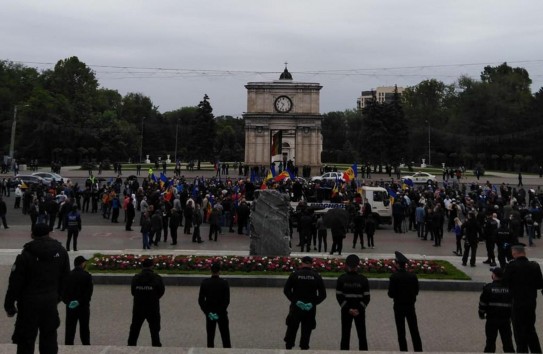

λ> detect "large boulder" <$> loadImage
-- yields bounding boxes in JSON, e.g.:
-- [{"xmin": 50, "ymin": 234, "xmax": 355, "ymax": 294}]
[{"xmin": 249, "ymin": 190, "xmax": 291, "ymax": 256}]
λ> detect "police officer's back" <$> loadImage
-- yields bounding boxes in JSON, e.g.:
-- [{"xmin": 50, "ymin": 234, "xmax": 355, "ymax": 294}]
[
  {"xmin": 4, "ymin": 223, "xmax": 70, "ymax": 354},
  {"xmin": 388, "ymin": 251, "xmax": 423, "ymax": 352},
  {"xmin": 198, "ymin": 263, "xmax": 231, "ymax": 348},
  {"xmin": 336, "ymin": 254, "xmax": 370, "ymax": 350},
  {"xmin": 283, "ymin": 256, "xmax": 326, "ymax": 350},
  {"xmin": 127, "ymin": 258, "xmax": 165, "ymax": 347},
  {"xmin": 479, "ymin": 267, "xmax": 514, "ymax": 353},
  {"xmin": 62, "ymin": 255, "xmax": 93, "ymax": 345}
]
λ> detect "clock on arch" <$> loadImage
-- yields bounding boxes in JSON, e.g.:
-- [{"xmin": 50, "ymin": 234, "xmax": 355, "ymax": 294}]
[{"xmin": 274, "ymin": 95, "xmax": 293, "ymax": 113}]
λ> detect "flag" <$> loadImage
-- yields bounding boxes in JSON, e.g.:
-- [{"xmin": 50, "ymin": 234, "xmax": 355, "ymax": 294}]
[
  {"xmin": 270, "ymin": 163, "xmax": 277, "ymax": 177},
  {"xmin": 271, "ymin": 131, "xmax": 282, "ymax": 156},
  {"xmin": 250, "ymin": 169, "xmax": 256, "ymax": 183},
  {"xmin": 159, "ymin": 172, "xmax": 169, "ymax": 189},
  {"xmin": 264, "ymin": 170, "xmax": 273, "ymax": 183},
  {"xmin": 343, "ymin": 163, "xmax": 357, "ymax": 182},
  {"xmin": 286, "ymin": 167, "xmax": 295, "ymax": 180},
  {"xmin": 403, "ymin": 178, "xmax": 414, "ymax": 187},
  {"xmin": 386, "ymin": 187, "xmax": 397, "ymax": 204},
  {"xmin": 331, "ymin": 182, "xmax": 339, "ymax": 199},
  {"xmin": 273, "ymin": 170, "xmax": 289, "ymax": 182},
  {"xmin": 151, "ymin": 174, "xmax": 158, "ymax": 183}
]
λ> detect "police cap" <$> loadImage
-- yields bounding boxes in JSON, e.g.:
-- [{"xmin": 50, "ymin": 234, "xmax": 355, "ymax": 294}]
[
  {"xmin": 490, "ymin": 267, "xmax": 504, "ymax": 278},
  {"xmin": 345, "ymin": 254, "xmax": 360, "ymax": 268},
  {"xmin": 74, "ymin": 256, "xmax": 87, "ymax": 267},
  {"xmin": 211, "ymin": 262, "xmax": 221, "ymax": 273},
  {"xmin": 301, "ymin": 256, "xmax": 313, "ymax": 264},
  {"xmin": 141, "ymin": 258, "xmax": 154, "ymax": 268},
  {"xmin": 395, "ymin": 251, "xmax": 409, "ymax": 264}
]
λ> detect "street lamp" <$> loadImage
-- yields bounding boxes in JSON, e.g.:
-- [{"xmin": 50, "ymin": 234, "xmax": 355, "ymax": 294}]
[
  {"xmin": 9, "ymin": 104, "xmax": 29, "ymax": 159},
  {"xmin": 139, "ymin": 117, "xmax": 146, "ymax": 163},
  {"xmin": 174, "ymin": 118, "xmax": 179, "ymax": 164},
  {"xmin": 425, "ymin": 120, "xmax": 431, "ymax": 166}
]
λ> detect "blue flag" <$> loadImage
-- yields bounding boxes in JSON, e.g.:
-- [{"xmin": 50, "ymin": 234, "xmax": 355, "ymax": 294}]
[{"xmin": 151, "ymin": 174, "xmax": 158, "ymax": 183}]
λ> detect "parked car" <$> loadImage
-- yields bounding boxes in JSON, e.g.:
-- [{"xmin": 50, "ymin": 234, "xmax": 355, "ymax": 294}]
[
  {"xmin": 401, "ymin": 172, "xmax": 436, "ymax": 184},
  {"xmin": 32, "ymin": 172, "xmax": 64, "ymax": 184},
  {"xmin": 310, "ymin": 172, "xmax": 345, "ymax": 183},
  {"xmin": 15, "ymin": 174, "xmax": 49, "ymax": 188}
]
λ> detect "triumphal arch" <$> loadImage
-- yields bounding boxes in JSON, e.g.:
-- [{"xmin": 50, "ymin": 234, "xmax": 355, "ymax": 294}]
[{"xmin": 243, "ymin": 66, "xmax": 323, "ymax": 175}]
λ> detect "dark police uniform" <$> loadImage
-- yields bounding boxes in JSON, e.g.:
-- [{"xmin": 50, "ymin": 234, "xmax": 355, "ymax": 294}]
[
  {"xmin": 62, "ymin": 256, "xmax": 93, "ymax": 345},
  {"xmin": 198, "ymin": 266, "xmax": 231, "ymax": 348},
  {"xmin": 479, "ymin": 275, "xmax": 514, "ymax": 353},
  {"xmin": 336, "ymin": 263, "xmax": 370, "ymax": 350},
  {"xmin": 283, "ymin": 258, "xmax": 327, "ymax": 350},
  {"xmin": 388, "ymin": 264, "xmax": 423, "ymax": 352},
  {"xmin": 4, "ymin": 224, "xmax": 70, "ymax": 354},
  {"xmin": 127, "ymin": 260, "xmax": 165, "ymax": 347},
  {"xmin": 503, "ymin": 255, "xmax": 543, "ymax": 353}
]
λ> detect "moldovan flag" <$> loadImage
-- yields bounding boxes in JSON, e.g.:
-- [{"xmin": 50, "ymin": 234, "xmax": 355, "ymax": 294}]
[
  {"xmin": 159, "ymin": 172, "xmax": 169, "ymax": 189},
  {"xmin": 343, "ymin": 163, "xmax": 358, "ymax": 182},
  {"xmin": 264, "ymin": 170, "xmax": 273, "ymax": 183},
  {"xmin": 273, "ymin": 170, "xmax": 289, "ymax": 182},
  {"xmin": 271, "ymin": 131, "xmax": 282, "ymax": 156},
  {"xmin": 331, "ymin": 183, "xmax": 339, "ymax": 199}
]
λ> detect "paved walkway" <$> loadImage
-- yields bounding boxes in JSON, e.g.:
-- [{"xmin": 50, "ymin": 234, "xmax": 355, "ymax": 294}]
[{"xmin": 2, "ymin": 166, "xmax": 543, "ymax": 351}]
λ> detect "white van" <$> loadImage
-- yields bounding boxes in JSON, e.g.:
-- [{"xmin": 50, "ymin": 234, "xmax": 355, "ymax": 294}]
[
  {"xmin": 292, "ymin": 186, "xmax": 392, "ymax": 226},
  {"xmin": 359, "ymin": 186, "xmax": 392, "ymax": 225}
]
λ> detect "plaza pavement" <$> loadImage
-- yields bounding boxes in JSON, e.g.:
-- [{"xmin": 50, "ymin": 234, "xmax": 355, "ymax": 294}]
[{"xmin": 1, "ymin": 166, "xmax": 543, "ymax": 352}]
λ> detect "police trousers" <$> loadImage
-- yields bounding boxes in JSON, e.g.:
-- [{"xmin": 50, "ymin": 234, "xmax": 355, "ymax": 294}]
[
  {"xmin": 65, "ymin": 304, "xmax": 90, "ymax": 345},
  {"xmin": 484, "ymin": 318, "xmax": 514, "ymax": 353},
  {"xmin": 284, "ymin": 305, "xmax": 316, "ymax": 350},
  {"xmin": 128, "ymin": 310, "xmax": 161, "ymax": 347},
  {"xmin": 393, "ymin": 303, "xmax": 422, "ymax": 352},
  {"xmin": 340, "ymin": 308, "xmax": 367, "ymax": 350},
  {"xmin": 205, "ymin": 313, "xmax": 231, "ymax": 348}
]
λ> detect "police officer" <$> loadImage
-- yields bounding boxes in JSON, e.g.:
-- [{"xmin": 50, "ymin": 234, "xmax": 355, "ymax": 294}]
[
  {"xmin": 479, "ymin": 267, "xmax": 514, "ymax": 353},
  {"xmin": 65, "ymin": 205, "xmax": 82, "ymax": 251},
  {"xmin": 127, "ymin": 258, "xmax": 165, "ymax": 347},
  {"xmin": 283, "ymin": 256, "xmax": 327, "ymax": 350},
  {"xmin": 198, "ymin": 263, "xmax": 231, "ymax": 348},
  {"xmin": 502, "ymin": 243, "xmax": 543, "ymax": 353},
  {"xmin": 336, "ymin": 254, "xmax": 370, "ymax": 350},
  {"xmin": 62, "ymin": 255, "xmax": 94, "ymax": 345},
  {"xmin": 4, "ymin": 223, "xmax": 70, "ymax": 354},
  {"xmin": 388, "ymin": 251, "xmax": 423, "ymax": 352}
]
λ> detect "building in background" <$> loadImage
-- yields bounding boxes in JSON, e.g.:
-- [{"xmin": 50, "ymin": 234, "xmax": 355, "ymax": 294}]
[
  {"xmin": 357, "ymin": 86, "xmax": 405, "ymax": 110},
  {"xmin": 243, "ymin": 66, "xmax": 323, "ymax": 175}
]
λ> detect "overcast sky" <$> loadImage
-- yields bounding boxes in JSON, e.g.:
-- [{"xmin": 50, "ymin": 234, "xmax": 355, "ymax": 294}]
[{"xmin": 2, "ymin": 1, "xmax": 543, "ymax": 117}]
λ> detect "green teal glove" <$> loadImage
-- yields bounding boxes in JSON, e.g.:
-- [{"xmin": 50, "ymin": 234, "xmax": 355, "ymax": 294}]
[
  {"xmin": 208, "ymin": 312, "xmax": 219, "ymax": 321},
  {"xmin": 68, "ymin": 300, "xmax": 79, "ymax": 309},
  {"xmin": 296, "ymin": 301, "xmax": 313, "ymax": 311}
]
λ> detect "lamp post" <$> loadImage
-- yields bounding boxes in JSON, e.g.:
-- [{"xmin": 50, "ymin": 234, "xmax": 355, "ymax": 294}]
[
  {"xmin": 174, "ymin": 118, "xmax": 179, "ymax": 164},
  {"xmin": 9, "ymin": 105, "xmax": 29, "ymax": 159},
  {"xmin": 139, "ymin": 117, "xmax": 146, "ymax": 163},
  {"xmin": 425, "ymin": 120, "xmax": 431, "ymax": 166}
]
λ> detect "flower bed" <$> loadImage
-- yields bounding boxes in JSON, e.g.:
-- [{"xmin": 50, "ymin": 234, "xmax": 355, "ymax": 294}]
[{"xmin": 88, "ymin": 254, "xmax": 463, "ymax": 278}]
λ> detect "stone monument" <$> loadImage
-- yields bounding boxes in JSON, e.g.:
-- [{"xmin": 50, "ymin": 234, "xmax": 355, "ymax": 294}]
[{"xmin": 249, "ymin": 190, "xmax": 291, "ymax": 256}]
